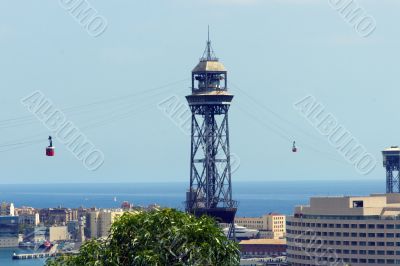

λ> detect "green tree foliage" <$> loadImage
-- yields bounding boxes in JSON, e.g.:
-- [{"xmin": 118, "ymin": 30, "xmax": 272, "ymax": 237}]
[{"xmin": 46, "ymin": 208, "xmax": 239, "ymax": 266}]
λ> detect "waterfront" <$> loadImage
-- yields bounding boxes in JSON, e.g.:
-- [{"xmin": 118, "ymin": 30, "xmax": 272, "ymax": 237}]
[
  {"xmin": 0, "ymin": 180, "xmax": 385, "ymax": 265},
  {"xmin": 0, "ymin": 248, "xmax": 46, "ymax": 266}
]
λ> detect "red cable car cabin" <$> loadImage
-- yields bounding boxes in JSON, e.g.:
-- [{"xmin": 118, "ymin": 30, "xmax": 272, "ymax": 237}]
[
  {"xmin": 46, "ymin": 146, "xmax": 55, "ymax": 156},
  {"xmin": 46, "ymin": 136, "xmax": 55, "ymax": 156}
]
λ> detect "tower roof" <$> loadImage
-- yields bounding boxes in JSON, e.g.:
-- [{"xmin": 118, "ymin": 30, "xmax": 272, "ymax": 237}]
[
  {"xmin": 192, "ymin": 27, "xmax": 226, "ymax": 73},
  {"xmin": 192, "ymin": 61, "xmax": 226, "ymax": 72},
  {"xmin": 382, "ymin": 146, "xmax": 400, "ymax": 153}
]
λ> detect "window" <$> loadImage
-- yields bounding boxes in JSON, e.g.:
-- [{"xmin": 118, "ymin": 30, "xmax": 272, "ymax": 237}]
[
  {"xmin": 387, "ymin": 224, "xmax": 395, "ymax": 229},
  {"xmin": 353, "ymin": 201, "xmax": 364, "ymax": 208}
]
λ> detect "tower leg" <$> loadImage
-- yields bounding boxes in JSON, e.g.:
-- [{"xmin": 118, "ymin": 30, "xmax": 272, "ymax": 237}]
[
  {"xmin": 227, "ymin": 222, "xmax": 236, "ymax": 241},
  {"xmin": 387, "ymin": 167, "xmax": 393, "ymax": 193}
]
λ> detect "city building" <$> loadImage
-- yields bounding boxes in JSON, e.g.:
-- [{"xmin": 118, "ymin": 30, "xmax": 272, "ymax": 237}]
[
  {"xmin": 86, "ymin": 209, "xmax": 123, "ymax": 239},
  {"xmin": 287, "ymin": 193, "xmax": 400, "ymax": 266},
  {"xmin": 235, "ymin": 213, "xmax": 286, "ymax": 239},
  {"xmin": 18, "ymin": 213, "xmax": 40, "ymax": 226},
  {"xmin": 0, "ymin": 202, "xmax": 15, "ymax": 216},
  {"xmin": 240, "ymin": 239, "xmax": 287, "ymax": 258},
  {"xmin": 39, "ymin": 207, "xmax": 77, "ymax": 225},
  {"xmin": 67, "ymin": 218, "xmax": 85, "ymax": 242},
  {"xmin": 24, "ymin": 225, "xmax": 69, "ymax": 242},
  {"xmin": 0, "ymin": 216, "xmax": 19, "ymax": 247},
  {"xmin": 48, "ymin": 226, "xmax": 68, "ymax": 242},
  {"xmin": 121, "ymin": 201, "xmax": 133, "ymax": 210},
  {"xmin": 15, "ymin": 206, "xmax": 36, "ymax": 215}
]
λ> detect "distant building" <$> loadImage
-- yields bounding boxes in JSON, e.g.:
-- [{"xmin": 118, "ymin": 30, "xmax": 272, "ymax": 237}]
[
  {"xmin": 67, "ymin": 218, "xmax": 85, "ymax": 242},
  {"xmin": 15, "ymin": 206, "xmax": 36, "ymax": 215},
  {"xmin": 235, "ymin": 213, "xmax": 286, "ymax": 239},
  {"xmin": 239, "ymin": 239, "xmax": 287, "ymax": 258},
  {"xmin": 86, "ymin": 210, "xmax": 123, "ymax": 239},
  {"xmin": 18, "ymin": 213, "xmax": 40, "ymax": 226},
  {"xmin": 287, "ymin": 193, "xmax": 400, "ymax": 266},
  {"xmin": 24, "ymin": 225, "xmax": 68, "ymax": 242},
  {"xmin": 0, "ymin": 202, "xmax": 15, "ymax": 216},
  {"xmin": 39, "ymin": 207, "xmax": 77, "ymax": 225},
  {"xmin": 48, "ymin": 226, "xmax": 68, "ymax": 242},
  {"xmin": 0, "ymin": 216, "xmax": 19, "ymax": 247},
  {"xmin": 121, "ymin": 201, "xmax": 133, "ymax": 210}
]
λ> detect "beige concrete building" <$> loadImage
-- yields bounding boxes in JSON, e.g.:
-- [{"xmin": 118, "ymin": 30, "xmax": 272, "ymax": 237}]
[
  {"xmin": 235, "ymin": 213, "xmax": 286, "ymax": 239},
  {"xmin": 87, "ymin": 209, "xmax": 123, "ymax": 239},
  {"xmin": 287, "ymin": 193, "xmax": 400, "ymax": 266},
  {"xmin": 48, "ymin": 226, "xmax": 69, "ymax": 242}
]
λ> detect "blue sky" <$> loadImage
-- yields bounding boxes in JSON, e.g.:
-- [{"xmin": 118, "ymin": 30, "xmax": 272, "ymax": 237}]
[{"xmin": 0, "ymin": 0, "xmax": 399, "ymax": 183}]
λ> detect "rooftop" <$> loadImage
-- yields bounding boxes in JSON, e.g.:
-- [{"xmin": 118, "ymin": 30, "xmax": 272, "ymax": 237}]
[
  {"xmin": 294, "ymin": 193, "xmax": 400, "ymax": 217},
  {"xmin": 239, "ymin": 239, "xmax": 286, "ymax": 245}
]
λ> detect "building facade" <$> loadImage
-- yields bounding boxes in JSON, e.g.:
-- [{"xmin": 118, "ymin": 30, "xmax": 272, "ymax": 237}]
[
  {"xmin": 18, "ymin": 213, "xmax": 40, "ymax": 226},
  {"xmin": 39, "ymin": 207, "xmax": 77, "ymax": 226},
  {"xmin": 0, "ymin": 202, "xmax": 15, "ymax": 216},
  {"xmin": 0, "ymin": 216, "xmax": 19, "ymax": 247},
  {"xmin": 235, "ymin": 213, "xmax": 286, "ymax": 239},
  {"xmin": 86, "ymin": 210, "xmax": 123, "ymax": 239},
  {"xmin": 48, "ymin": 226, "xmax": 68, "ymax": 242},
  {"xmin": 240, "ymin": 239, "xmax": 287, "ymax": 258},
  {"xmin": 287, "ymin": 194, "xmax": 400, "ymax": 266}
]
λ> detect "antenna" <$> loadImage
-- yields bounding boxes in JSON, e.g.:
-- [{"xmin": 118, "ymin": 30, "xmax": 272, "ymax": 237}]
[{"xmin": 201, "ymin": 26, "xmax": 218, "ymax": 61}]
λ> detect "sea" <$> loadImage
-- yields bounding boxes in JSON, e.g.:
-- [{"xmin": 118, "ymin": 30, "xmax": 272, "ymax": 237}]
[{"xmin": 0, "ymin": 180, "xmax": 385, "ymax": 266}]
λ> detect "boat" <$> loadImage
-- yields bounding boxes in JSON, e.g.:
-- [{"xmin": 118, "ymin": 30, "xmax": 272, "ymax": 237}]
[
  {"xmin": 39, "ymin": 240, "xmax": 53, "ymax": 250},
  {"xmin": 223, "ymin": 224, "xmax": 259, "ymax": 239}
]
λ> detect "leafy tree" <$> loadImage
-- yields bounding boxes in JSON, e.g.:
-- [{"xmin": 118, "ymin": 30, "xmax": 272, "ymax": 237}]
[{"xmin": 46, "ymin": 208, "xmax": 239, "ymax": 266}]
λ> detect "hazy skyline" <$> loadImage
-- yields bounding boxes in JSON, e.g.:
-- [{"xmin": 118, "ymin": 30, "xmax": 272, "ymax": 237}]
[{"xmin": 1, "ymin": 0, "xmax": 399, "ymax": 183}]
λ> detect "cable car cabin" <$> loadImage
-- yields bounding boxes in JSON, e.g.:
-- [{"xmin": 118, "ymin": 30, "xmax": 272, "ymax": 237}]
[
  {"xmin": 46, "ymin": 146, "xmax": 55, "ymax": 156},
  {"xmin": 46, "ymin": 136, "xmax": 54, "ymax": 156},
  {"xmin": 292, "ymin": 141, "xmax": 297, "ymax": 152}
]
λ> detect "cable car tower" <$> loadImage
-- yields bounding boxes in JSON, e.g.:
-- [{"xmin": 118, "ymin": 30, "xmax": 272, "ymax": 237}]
[
  {"xmin": 382, "ymin": 146, "xmax": 400, "ymax": 193},
  {"xmin": 185, "ymin": 29, "xmax": 237, "ymax": 239}
]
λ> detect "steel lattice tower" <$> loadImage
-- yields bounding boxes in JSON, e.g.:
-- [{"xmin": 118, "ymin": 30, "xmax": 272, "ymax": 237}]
[
  {"xmin": 185, "ymin": 31, "xmax": 237, "ymax": 239},
  {"xmin": 382, "ymin": 146, "xmax": 400, "ymax": 193}
]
